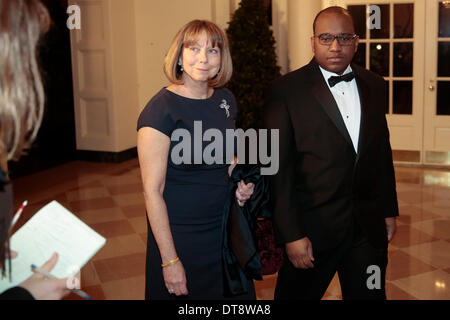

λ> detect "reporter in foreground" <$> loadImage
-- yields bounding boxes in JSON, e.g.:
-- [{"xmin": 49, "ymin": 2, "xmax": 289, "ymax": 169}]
[{"xmin": 0, "ymin": 0, "xmax": 70, "ymax": 300}]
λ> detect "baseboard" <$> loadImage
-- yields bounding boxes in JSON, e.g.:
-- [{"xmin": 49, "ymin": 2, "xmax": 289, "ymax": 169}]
[{"xmin": 76, "ymin": 147, "xmax": 137, "ymax": 163}]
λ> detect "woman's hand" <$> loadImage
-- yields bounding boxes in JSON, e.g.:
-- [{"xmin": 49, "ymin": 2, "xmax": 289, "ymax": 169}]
[
  {"xmin": 19, "ymin": 252, "xmax": 71, "ymax": 300},
  {"xmin": 162, "ymin": 260, "xmax": 188, "ymax": 296},
  {"xmin": 385, "ymin": 217, "xmax": 397, "ymax": 242},
  {"xmin": 236, "ymin": 180, "xmax": 254, "ymax": 207}
]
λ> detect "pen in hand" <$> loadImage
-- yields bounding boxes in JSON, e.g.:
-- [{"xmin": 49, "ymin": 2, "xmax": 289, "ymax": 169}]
[
  {"xmin": 30, "ymin": 264, "xmax": 92, "ymax": 300},
  {"xmin": 10, "ymin": 200, "xmax": 28, "ymax": 231}
]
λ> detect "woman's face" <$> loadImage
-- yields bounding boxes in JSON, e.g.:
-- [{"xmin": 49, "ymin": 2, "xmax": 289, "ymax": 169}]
[{"xmin": 181, "ymin": 31, "xmax": 221, "ymax": 83}]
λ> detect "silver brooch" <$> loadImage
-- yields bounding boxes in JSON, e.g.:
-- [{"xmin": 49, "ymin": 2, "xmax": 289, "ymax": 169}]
[{"xmin": 220, "ymin": 99, "xmax": 230, "ymax": 118}]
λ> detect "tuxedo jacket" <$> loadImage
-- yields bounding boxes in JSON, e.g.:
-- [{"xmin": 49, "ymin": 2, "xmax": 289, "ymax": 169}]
[{"xmin": 263, "ymin": 59, "xmax": 399, "ymax": 252}]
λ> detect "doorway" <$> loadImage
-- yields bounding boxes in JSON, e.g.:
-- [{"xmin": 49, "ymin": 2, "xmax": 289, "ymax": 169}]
[
  {"xmin": 8, "ymin": 0, "xmax": 76, "ymax": 179},
  {"xmin": 344, "ymin": 0, "xmax": 450, "ymax": 166}
]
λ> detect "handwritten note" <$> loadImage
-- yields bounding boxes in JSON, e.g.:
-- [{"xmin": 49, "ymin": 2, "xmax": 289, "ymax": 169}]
[{"xmin": 0, "ymin": 201, "xmax": 106, "ymax": 293}]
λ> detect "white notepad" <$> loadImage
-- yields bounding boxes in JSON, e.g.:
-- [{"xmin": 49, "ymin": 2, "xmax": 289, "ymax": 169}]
[{"xmin": 0, "ymin": 201, "xmax": 106, "ymax": 293}]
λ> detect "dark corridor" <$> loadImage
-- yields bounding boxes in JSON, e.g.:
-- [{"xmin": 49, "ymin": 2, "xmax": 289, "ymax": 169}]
[{"xmin": 9, "ymin": 0, "xmax": 76, "ymax": 180}]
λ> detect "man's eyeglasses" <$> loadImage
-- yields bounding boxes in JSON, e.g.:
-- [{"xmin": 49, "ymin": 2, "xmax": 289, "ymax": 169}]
[{"xmin": 314, "ymin": 33, "xmax": 358, "ymax": 46}]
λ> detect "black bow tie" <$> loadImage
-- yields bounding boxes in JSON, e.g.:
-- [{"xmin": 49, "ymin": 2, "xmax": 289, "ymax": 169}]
[{"xmin": 328, "ymin": 72, "xmax": 355, "ymax": 87}]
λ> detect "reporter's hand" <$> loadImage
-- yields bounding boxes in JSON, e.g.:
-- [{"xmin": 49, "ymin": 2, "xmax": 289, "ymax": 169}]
[
  {"xmin": 285, "ymin": 237, "xmax": 315, "ymax": 269},
  {"xmin": 162, "ymin": 260, "xmax": 188, "ymax": 296},
  {"xmin": 19, "ymin": 252, "xmax": 71, "ymax": 300},
  {"xmin": 6, "ymin": 250, "xmax": 18, "ymax": 259}
]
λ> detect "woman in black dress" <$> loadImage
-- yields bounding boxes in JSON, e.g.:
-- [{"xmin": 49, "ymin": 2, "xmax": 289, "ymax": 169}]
[{"xmin": 137, "ymin": 20, "xmax": 255, "ymax": 300}]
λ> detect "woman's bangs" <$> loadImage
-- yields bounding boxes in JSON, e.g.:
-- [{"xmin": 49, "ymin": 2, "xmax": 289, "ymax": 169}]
[{"xmin": 183, "ymin": 24, "xmax": 223, "ymax": 49}]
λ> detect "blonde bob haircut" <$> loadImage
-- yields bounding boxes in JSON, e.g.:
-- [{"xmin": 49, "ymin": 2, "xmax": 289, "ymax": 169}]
[{"xmin": 164, "ymin": 20, "xmax": 233, "ymax": 88}]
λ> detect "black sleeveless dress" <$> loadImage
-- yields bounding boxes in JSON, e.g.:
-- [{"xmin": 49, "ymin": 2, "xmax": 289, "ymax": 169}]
[{"xmin": 137, "ymin": 88, "xmax": 255, "ymax": 300}]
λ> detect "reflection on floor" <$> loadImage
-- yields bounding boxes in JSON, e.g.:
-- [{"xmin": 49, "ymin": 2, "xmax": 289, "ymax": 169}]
[{"xmin": 10, "ymin": 159, "xmax": 450, "ymax": 300}]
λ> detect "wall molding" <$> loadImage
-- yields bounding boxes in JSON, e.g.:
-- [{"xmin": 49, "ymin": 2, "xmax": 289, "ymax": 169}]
[{"xmin": 76, "ymin": 147, "xmax": 137, "ymax": 163}]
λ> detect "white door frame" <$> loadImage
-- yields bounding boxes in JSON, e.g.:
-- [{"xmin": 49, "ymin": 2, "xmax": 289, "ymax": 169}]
[
  {"xmin": 336, "ymin": 0, "xmax": 426, "ymax": 165},
  {"xmin": 423, "ymin": 0, "xmax": 450, "ymax": 166}
]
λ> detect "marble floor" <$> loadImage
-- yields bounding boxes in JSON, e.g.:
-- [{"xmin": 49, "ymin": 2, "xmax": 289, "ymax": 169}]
[{"xmin": 9, "ymin": 159, "xmax": 450, "ymax": 300}]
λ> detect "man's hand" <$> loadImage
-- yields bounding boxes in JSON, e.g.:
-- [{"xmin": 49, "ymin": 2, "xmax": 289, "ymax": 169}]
[
  {"xmin": 385, "ymin": 217, "xmax": 397, "ymax": 242},
  {"xmin": 285, "ymin": 237, "xmax": 315, "ymax": 269}
]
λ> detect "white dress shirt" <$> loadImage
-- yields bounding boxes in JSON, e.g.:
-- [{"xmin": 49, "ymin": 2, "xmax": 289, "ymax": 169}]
[{"xmin": 319, "ymin": 65, "xmax": 362, "ymax": 153}]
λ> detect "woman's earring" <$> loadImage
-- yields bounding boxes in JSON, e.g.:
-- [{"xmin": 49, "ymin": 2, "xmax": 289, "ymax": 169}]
[
  {"xmin": 211, "ymin": 68, "xmax": 220, "ymax": 79},
  {"xmin": 178, "ymin": 60, "xmax": 183, "ymax": 72}
]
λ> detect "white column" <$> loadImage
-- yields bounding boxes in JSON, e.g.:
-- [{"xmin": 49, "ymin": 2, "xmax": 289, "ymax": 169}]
[
  {"xmin": 322, "ymin": 0, "xmax": 345, "ymax": 7},
  {"xmin": 287, "ymin": 0, "xmax": 322, "ymax": 71},
  {"xmin": 230, "ymin": 0, "xmax": 241, "ymax": 13},
  {"xmin": 272, "ymin": 0, "xmax": 289, "ymax": 74}
]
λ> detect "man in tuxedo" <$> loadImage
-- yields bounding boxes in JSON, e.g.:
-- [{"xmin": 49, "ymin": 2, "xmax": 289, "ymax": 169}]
[{"xmin": 263, "ymin": 6, "xmax": 399, "ymax": 300}]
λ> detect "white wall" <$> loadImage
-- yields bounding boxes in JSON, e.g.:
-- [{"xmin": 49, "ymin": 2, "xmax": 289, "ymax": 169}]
[
  {"xmin": 70, "ymin": 0, "xmax": 232, "ymax": 153},
  {"xmin": 134, "ymin": 0, "xmax": 213, "ymax": 110},
  {"xmin": 134, "ymin": 0, "xmax": 231, "ymax": 111},
  {"xmin": 70, "ymin": 0, "xmax": 324, "ymax": 152},
  {"xmin": 109, "ymin": 0, "xmax": 140, "ymax": 151}
]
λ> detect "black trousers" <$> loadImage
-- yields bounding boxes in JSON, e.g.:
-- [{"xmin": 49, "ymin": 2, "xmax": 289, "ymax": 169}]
[{"xmin": 274, "ymin": 216, "xmax": 388, "ymax": 300}]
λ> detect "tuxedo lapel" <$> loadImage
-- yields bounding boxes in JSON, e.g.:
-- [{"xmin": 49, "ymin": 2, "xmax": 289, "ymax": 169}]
[
  {"xmin": 353, "ymin": 66, "xmax": 371, "ymax": 156},
  {"xmin": 308, "ymin": 61, "xmax": 354, "ymax": 150}
]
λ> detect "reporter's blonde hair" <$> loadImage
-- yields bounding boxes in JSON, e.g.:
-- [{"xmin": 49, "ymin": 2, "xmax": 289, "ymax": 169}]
[
  {"xmin": 164, "ymin": 20, "xmax": 233, "ymax": 88},
  {"xmin": 0, "ymin": 0, "xmax": 50, "ymax": 278},
  {"xmin": 0, "ymin": 0, "xmax": 50, "ymax": 161}
]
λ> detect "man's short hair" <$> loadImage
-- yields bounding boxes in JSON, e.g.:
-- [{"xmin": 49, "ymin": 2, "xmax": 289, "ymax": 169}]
[{"xmin": 313, "ymin": 6, "xmax": 356, "ymax": 34}]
